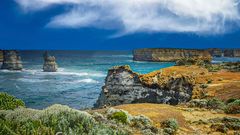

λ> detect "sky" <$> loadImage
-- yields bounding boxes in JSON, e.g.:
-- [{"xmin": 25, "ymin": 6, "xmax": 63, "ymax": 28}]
[{"xmin": 0, "ymin": 0, "xmax": 240, "ymax": 50}]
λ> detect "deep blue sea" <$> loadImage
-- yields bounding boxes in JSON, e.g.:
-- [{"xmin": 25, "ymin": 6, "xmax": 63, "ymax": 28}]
[{"xmin": 1, "ymin": 51, "xmax": 240, "ymax": 109}]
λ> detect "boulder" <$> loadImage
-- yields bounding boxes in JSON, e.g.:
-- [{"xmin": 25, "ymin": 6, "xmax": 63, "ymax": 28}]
[
  {"xmin": 43, "ymin": 51, "xmax": 58, "ymax": 72},
  {"xmin": 94, "ymin": 65, "xmax": 194, "ymax": 108},
  {"xmin": 1, "ymin": 50, "xmax": 23, "ymax": 70}
]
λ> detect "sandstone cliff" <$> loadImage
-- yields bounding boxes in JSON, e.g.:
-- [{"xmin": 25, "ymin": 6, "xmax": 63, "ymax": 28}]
[
  {"xmin": 1, "ymin": 50, "xmax": 23, "ymax": 70},
  {"xmin": 224, "ymin": 49, "xmax": 240, "ymax": 57},
  {"xmin": 0, "ymin": 50, "xmax": 3, "ymax": 62},
  {"xmin": 133, "ymin": 48, "xmax": 212, "ymax": 62},
  {"xmin": 94, "ymin": 65, "xmax": 194, "ymax": 108},
  {"xmin": 207, "ymin": 48, "xmax": 222, "ymax": 57}
]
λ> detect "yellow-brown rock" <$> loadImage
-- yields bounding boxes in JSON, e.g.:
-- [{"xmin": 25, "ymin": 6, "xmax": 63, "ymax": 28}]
[{"xmin": 133, "ymin": 48, "xmax": 212, "ymax": 62}]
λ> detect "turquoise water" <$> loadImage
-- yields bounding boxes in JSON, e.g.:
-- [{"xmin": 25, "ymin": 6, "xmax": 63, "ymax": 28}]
[{"xmin": 0, "ymin": 51, "xmax": 175, "ymax": 109}]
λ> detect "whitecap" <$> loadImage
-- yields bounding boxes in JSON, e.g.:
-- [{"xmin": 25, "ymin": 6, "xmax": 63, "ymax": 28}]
[
  {"xmin": 63, "ymin": 79, "xmax": 99, "ymax": 84},
  {"xmin": 17, "ymin": 78, "xmax": 49, "ymax": 83}
]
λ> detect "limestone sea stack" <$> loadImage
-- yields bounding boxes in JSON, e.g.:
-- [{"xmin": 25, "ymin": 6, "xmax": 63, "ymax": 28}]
[
  {"xmin": 0, "ymin": 50, "xmax": 3, "ymax": 62},
  {"xmin": 43, "ymin": 51, "xmax": 58, "ymax": 72},
  {"xmin": 94, "ymin": 65, "xmax": 194, "ymax": 108},
  {"xmin": 1, "ymin": 50, "xmax": 23, "ymax": 70},
  {"xmin": 133, "ymin": 48, "xmax": 212, "ymax": 62}
]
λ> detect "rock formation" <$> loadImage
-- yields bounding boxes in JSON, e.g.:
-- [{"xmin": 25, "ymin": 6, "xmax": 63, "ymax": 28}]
[
  {"xmin": 207, "ymin": 48, "xmax": 223, "ymax": 57},
  {"xmin": 1, "ymin": 50, "xmax": 23, "ymax": 70},
  {"xmin": 43, "ymin": 51, "xmax": 58, "ymax": 72},
  {"xmin": 224, "ymin": 49, "xmax": 240, "ymax": 57},
  {"xmin": 94, "ymin": 65, "xmax": 194, "ymax": 108},
  {"xmin": 133, "ymin": 48, "xmax": 212, "ymax": 62},
  {"xmin": 0, "ymin": 50, "xmax": 3, "ymax": 62}
]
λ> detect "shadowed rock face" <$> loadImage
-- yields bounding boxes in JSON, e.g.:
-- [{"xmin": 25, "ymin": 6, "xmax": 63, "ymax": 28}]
[
  {"xmin": 207, "ymin": 48, "xmax": 223, "ymax": 57},
  {"xmin": 133, "ymin": 48, "xmax": 212, "ymax": 62},
  {"xmin": 1, "ymin": 50, "xmax": 23, "ymax": 70},
  {"xmin": 224, "ymin": 49, "xmax": 240, "ymax": 57},
  {"xmin": 43, "ymin": 52, "xmax": 58, "ymax": 72},
  {"xmin": 94, "ymin": 65, "xmax": 193, "ymax": 108},
  {"xmin": 0, "ymin": 50, "xmax": 3, "ymax": 62}
]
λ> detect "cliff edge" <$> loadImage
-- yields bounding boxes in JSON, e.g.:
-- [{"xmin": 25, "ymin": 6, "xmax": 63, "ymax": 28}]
[{"xmin": 133, "ymin": 48, "xmax": 212, "ymax": 62}]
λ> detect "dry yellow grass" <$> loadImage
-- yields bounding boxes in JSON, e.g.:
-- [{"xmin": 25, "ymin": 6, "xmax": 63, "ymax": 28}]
[{"xmin": 112, "ymin": 103, "xmax": 240, "ymax": 135}]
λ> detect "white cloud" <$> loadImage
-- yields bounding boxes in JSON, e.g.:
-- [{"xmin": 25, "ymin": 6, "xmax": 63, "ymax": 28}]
[{"xmin": 15, "ymin": 0, "xmax": 240, "ymax": 35}]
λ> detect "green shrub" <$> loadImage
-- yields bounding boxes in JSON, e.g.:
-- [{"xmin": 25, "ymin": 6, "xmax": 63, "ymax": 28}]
[
  {"xmin": 207, "ymin": 98, "xmax": 226, "ymax": 110},
  {"xmin": 0, "ymin": 104, "xmax": 127, "ymax": 135},
  {"xmin": 161, "ymin": 118, "xmax": 179, "ymax": 135},
  {"xmin": 109, "ymin": 111, "xmax": 128, "ymax": 124},
  {"xmin": 188, "ymin": 99, "xmax": 208, "ymax": 108},
  {"xmin": 225, "ymin": 100, "xmax": 240, "ymax": 114},
  {"xmin": 226, "ymin": 98, "xmax": 237, "ymax": 104},
  {"xmin": 0, "ymin": 92, "xmax": 25, "ymax": 110}
]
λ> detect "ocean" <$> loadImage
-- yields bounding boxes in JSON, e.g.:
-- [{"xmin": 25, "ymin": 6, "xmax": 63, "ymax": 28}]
[
  {"xmin": 1, "ymin": 51, "xmax": 240, "ymax": 109},
  {"xmin": 0, "ymin": 51, "xmax": 176, "ymax": 109}
]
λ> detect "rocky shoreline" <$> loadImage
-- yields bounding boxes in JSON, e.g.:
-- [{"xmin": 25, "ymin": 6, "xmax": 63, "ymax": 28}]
[{"xmin": 95, "ymin": 63, "xmax": 240, "ymax": 109}]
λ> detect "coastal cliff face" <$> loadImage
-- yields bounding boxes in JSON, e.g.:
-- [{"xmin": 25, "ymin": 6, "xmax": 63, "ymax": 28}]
[
  {"xmin": 207, "ymin": 48, "xmax": 222, "ymax": 57},
  {"xmin": 94, "ymin": 65, "xmax": 194, "ymax": 108},
  {"xmin": 0, "ymin": 50, "xmax": 3, "ymax": 62},
  {"xmin": 224, "ymin": 49, "xmax": 240, "ymax": 57},
  {"xmin": 133, "ymin": 48, "xmax": 212, "ymax": 62},
  {"xmin": 1, "ymin": 50, "xmax": 23, "ymax": 70}
]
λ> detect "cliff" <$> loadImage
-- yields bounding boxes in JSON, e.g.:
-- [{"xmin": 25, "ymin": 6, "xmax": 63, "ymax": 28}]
[
  {"xmin": 94, "ymin": 65, "xmax": 194, "ymax": 108},
  {"xmin": 133, "ymin": 48, "xmax": 212, "ymax": 62},
  {"xmin": 224, "ymin": 49, "xmax": 240, "ymax": 57},
  {"xmin": 207, "ymin": 48, "xmax": 222, "ymax": 57},
  {"xmin": 95, "ymin": 65, "xmax": 240, "ymax": 108},
  {"xmin": 1, "ymin": 50, "xmax": 23, "ymax": 70},
  {"xmin": 0, "ymin": 50, "xmax": 3, "ymax": 62}
]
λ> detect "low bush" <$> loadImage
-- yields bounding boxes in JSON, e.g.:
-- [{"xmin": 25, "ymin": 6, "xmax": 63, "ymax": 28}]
[
  {"xmin": 225, "ymin": 100, "xmax": 240, "ymax": 114},
  {"xmin": 109, "ymin": 111, "xmax": 128, "ymax": 124},
  {"xmin": 161, "ymin": 118, "xmax": 179, "ymax": 135},
  {"xmin": 0, "ymin": 92, "xmax": 25, "ymax": 110},
  {"xmin": 188, "ymin": 99, "xmax": 208, "ymax": 108},
  {"xmin": 0, "ymin": 104, "xmax": 128, "ymax": 135},
  {"xmin": 207, "ymin": 98, "xmax": 226, "ymax": 110}
]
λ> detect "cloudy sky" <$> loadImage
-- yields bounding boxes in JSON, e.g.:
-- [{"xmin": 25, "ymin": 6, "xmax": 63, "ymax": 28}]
[{"xmin": 0, "ymin": 0, "xmax": 240, "ymax": 50}]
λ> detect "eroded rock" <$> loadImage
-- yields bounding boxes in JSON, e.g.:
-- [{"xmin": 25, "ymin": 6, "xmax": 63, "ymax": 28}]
[
  {"xmin": 43, "ymin": 51, "xmax": 58, "ymax": 72},
  {"xmin": 94, "ymin": 65, "xmax": 194, "ymax": 108},
  {"xmin": 1, "ymin": 50, "xmax": 23, "ymax": 70}
]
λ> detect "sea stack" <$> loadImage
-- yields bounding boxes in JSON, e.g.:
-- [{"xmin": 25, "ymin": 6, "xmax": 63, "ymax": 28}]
[
  {"xmin": 1, "ymin": 50, "xmax": 23, "ymax": 70},
  {"xmin": 43, "ymin": 51, "xmax": 58, "ymax": 72}
]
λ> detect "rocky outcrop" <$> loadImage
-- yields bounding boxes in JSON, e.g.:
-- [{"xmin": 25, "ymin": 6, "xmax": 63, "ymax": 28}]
[
  {"xmin": 1, "ymin": 50, "xmax": 23, "ymax": 70},
  {"xmin": 94, "ymin": 65, "xmax": 194, "ymax": 108},
  {"xmin": 224, "ymin": 49, "xmax": 240, "ymax": 57},
  {"xmin": 43, "ymin": 51, "xmax": 58, "ymax": 72},
  {"xmin": 133, "ymin": 48, "xmax": 212, "ymax": 62},
  {"xmin": 0, "ymin": 50, "xmax": 3, "ymax": 62},
  {"xmin": 207, "ymin": 48, "xmax": 223, "ymax": 57}
]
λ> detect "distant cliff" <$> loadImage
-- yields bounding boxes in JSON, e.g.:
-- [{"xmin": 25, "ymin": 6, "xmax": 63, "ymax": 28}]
[
  {"xmin": 0, "ymin": 50, "xmax": 3, "ymax": 62},
  {"xmin": 224, "ymin": 49, "xmax": 240, "ymax": 57},
  {"xmin": 133, "ymin": 48, "xmax": 212, "ymax": 62}
]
